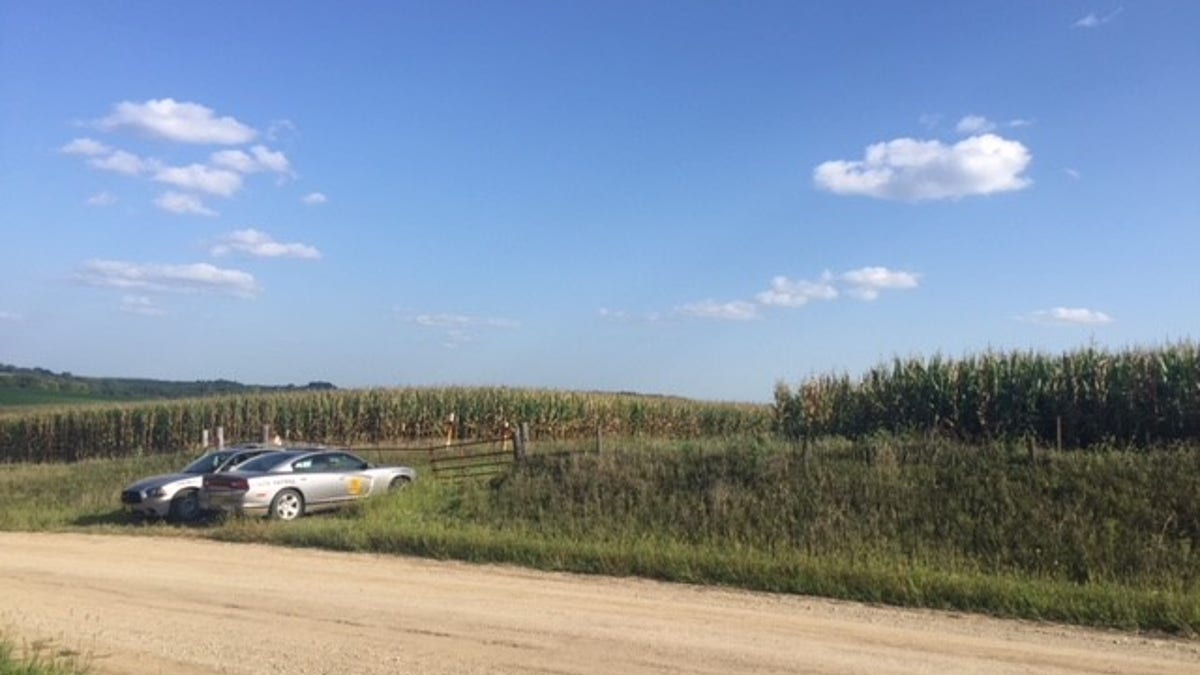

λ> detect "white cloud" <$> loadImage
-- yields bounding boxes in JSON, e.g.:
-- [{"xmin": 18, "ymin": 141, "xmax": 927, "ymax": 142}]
[
  {"xmin": 154, "ymin": 163, "xmax": 243, "ymax": 197},
  {"xmin": 155, "ymin": 191, "xmax": 216, "ymax": 216},
  {"xmin": 1074, "ymin": 8, "xmax": 1122, "ymax": 29},
  {"xmin": 210, "ymin": 149, "xmax": 258, "ymax": 173},
  {"xmin": 597, "ymin": 308, "xmax": 665, "ymax": 324},
  {"xmin": 1007, "ymin": 118, "xmax": 1034, "ymax": 128},
  {"xmin": 0, "ymin": 311, "xmax": 21, "ymax": 322},
  {"xmin": 442, "ymin": 329, "xmax": 474, "ymax": 349},
  {"xmin": 85, "ymin": 191, "xmax": 117, "ymax": 207},
  {"xmin": 840, "ymin": 267, "xmax": 920, "ymax": 300},
  {"xmin": 1064, "ymin": 168, "xmax": 1082, "ymax": 179},
  {"xmin": 266, "ymin": 119, "xmax": 297, "ymax": 142},
  {"xmin": 814, "ymin": 133, "xmax": 1032, "ymax": 201},
  {"xmin": 955, "ymin": 115, "xmax": 996, "ymax": 135},
  {"xmin": 918, "ymin": 113, "xmax": 942, "ymax": 129},
  {"xmin": 301, "ymin": 192, "xmax": 328, "ymax": 205},
  {"xmin": 409, "ymin": 313, "xmax": 520, "ymax": 330},
  {"xmin": 756, "ymin": 274, "xmax": 838, "ymax": 307},
  {"xmin": 402, "ymin": 312, "xmax": 520, "ymax": 347},
  {"xmin": 97, "ymin": 98, "xmax": 256, "ymax": 145},
  {"xmin": 60, "ymin": 137, "xmax": 111, "ymax": 156},
  {"xmin": 674, "ymin": 300, "xmax": 761, "ymax": 322},
  {"xmin": 211, "ymin": 229, "xmax": 321, "ymax": 260},
  {"xmin": 210, "ymin": 145, "xmax": 292, "ymax": 176},
  {"xmin": 250, "ymin": 145, "xmax": 291, "ymax": 175},
  {"xmin": 1029, "ymin": 307, "xmax": 1114, "ymax": 325},
  {"xmin": 89, "ymin": 149, "xmax": 155, "ymax": 176},
  {"xmin": 77, "ymin": 260, "xmax": 259, "ymax": 297},
  {"xmin": 120, "ymin": 295, "xmax": 164, "ymax": 317},
  {"xmin": 613, "ymin": 266, "xmax": 921, "ymax": 326}
]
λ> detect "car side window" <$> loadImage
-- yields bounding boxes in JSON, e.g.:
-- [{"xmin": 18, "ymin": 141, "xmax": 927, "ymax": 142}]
[
  {"xmin": 292, "ymin": 458, "xmax": 315, "ymax": 472},
  {"xmin": 329, "ymin": 453, "xmax": 368, "ymax": 471}
]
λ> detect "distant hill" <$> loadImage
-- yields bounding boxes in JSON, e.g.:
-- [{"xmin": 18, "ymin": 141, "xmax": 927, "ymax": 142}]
[{"xmin": 0, "ymin": 364, "xmax": 335, "ymax": 408}]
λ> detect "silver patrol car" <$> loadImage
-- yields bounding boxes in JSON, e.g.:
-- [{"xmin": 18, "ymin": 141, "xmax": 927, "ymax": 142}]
[
  {"xmin": 200, "ymin": 449, "xmax": 415, "ymax": 520},
  {"xmin": 120, "ymin": 444, "xmax": 274, "ymax": 521}
]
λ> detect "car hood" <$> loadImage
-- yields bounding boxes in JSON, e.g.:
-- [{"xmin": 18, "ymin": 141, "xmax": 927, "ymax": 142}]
[{"xmin": 124, "ymin": 473, "xmax": 200, "ymax": 493}]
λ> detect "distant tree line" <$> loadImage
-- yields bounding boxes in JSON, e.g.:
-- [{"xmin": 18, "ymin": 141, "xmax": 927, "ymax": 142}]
[{"xmin": 0, "ymin": 363, "xmax": 335, "ymax": 401}]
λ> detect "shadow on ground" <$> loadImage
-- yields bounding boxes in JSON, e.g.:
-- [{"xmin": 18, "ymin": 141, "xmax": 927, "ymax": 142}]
[{"xmin": 72, "ymin": 510, "xmax": 221, "ymax": 528}]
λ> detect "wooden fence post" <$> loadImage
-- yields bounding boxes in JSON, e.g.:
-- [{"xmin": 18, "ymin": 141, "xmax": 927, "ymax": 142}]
[
  {"xmin": 202, "ymin": 429, "xmax": 209, "ymax": 448},
  {"xmin": 596, "ymin": 423, "xmax": 603, "ymax": 454},
  {"xmin": 444, "ymin": 413, "xmax": 457, "ymax": 447},
  {"xmin": 217, "ymin": 426, "xmax": 225, "ymax": 449},
  {"xmin": 514, "ymin": 423, "xmax": 529, "ymax": 462},
  {"xmin": 262, "ymin": 424, "xmax": 270, "ymax": 444}
]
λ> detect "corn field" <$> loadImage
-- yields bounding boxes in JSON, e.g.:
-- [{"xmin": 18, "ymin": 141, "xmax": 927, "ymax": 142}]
[
  {"xmin": 774, "ymin": 343, "xmax": 1200, "ymax": 448},
  {"xmin": 0, "ymin": 387, "xmax": 771, "ymax": 463}
]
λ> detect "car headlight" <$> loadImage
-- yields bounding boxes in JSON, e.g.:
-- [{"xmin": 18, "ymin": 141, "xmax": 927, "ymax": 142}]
[{"xmin": 146, "ymin": 487, "xmax": 167, "ymax": 498}]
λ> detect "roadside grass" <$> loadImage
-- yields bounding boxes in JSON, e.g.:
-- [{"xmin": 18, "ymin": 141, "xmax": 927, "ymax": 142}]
[
  {"xmin": 0, "ymin": 453, "xmax": 185, "ymax": 530},
  {"xmin": 210, "ymin": 468, "xmax": 1200, "ymax": 635},
  {"xmin": 0, "ymin": 634, "xmax": 88, "ymax": 675},
  {"xmin": 3, "ymin": 435, "xmax": 1198, "ymax": 635}
]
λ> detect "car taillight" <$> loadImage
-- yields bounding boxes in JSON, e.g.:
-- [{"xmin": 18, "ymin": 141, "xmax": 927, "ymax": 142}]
[{"xmin": 203, "ymin": 475, "xmax": 249, "ymax": 490}]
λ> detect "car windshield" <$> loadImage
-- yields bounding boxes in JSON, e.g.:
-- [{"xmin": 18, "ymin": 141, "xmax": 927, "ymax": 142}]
[
  {"xmin": 233, "ymin": 451, "xmax": 298, "ymax": 473},
  {"xmin": 181, "ymin": 452, "xmax": 234, "ymax": 475},
  {"xmin": 216, "ymin": 451, "xmax": 268, "ymax": 472}
]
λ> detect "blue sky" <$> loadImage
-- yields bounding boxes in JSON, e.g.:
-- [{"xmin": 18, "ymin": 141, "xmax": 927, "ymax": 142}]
[{"xmin": 1, "ymin": 2, "xmax": 1197, "ymax": 402}]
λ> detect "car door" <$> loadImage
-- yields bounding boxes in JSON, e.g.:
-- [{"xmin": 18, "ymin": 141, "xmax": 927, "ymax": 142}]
[
  {"xmin": 325, "ymin": 452, "xmax": 373, "ymax": 502},
  {"xmin": 290, "ymin": 453, "xmax": 341, "ymax": 506}
]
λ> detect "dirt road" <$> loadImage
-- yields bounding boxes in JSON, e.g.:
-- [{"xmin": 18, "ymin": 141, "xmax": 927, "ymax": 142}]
[{"xmin": 1, "ymin": 532, "xmax": 1197, "ymax": 674}]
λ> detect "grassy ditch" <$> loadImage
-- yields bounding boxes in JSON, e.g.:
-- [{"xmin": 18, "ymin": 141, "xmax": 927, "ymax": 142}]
[
  {"xmin": 1, "ymin": 436, "xmax": 1197, "ymax": 634},
  {"xmin": 0, "ymin": 634, "xmax": 88, "ymax": 675}
]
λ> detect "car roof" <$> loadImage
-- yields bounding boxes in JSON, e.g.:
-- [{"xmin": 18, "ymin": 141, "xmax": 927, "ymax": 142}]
[{"xmin": 286, "ymin": 448, "xmax": 358, "ymax": 460}]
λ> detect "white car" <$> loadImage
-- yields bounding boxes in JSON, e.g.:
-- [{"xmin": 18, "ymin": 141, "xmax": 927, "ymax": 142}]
[
  {"xmin": 201, "ymin": 449, "xmax": 415, "ymax": 520},
  {"xmin": 119, "ymin": 444, "xmax": 273, "ymax": 521}
]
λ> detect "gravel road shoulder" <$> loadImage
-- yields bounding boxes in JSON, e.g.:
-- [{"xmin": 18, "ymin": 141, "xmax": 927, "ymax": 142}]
[{"xmin": 2, "ymin": 532, "xmax": 1197, "ymax": 674}]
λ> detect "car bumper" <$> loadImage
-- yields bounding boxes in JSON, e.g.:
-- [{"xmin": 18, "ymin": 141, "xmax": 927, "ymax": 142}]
[
  {"xmin": 123, "ymin": 496, "xmax": 172, "ymax": 518},
  {"xmin": 202, "ymin": 491, "xmax": 270, "ymax": 518}
]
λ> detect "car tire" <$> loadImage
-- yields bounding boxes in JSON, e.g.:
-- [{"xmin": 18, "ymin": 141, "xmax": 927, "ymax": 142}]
[
  {"xmin": 168, "ymin": 489, "xmax": 201, "ymax": 523},
  {"xmin": 270, "ymin": 489, "xmax": 304, "ymax": 521},
  {"xmin": 388, "ymin": 476, "xmax": 411, "ymax": 493}
]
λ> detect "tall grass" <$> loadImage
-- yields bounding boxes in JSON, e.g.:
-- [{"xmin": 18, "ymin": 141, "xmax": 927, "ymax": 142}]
[
  {"xmin": 775, "ymin": 343, "xmax": 1200, "ymax": 448},
  {"xmin": 216, "ymin": 435, "xmax": 1200, "ymax": 633},
  {"xmin": 475, "ymin": 436, "xmax": 1200, "ymax": 589},
  {"xmin": 0, "ymin": 388, "xmax": 769, "ymax": 463}
]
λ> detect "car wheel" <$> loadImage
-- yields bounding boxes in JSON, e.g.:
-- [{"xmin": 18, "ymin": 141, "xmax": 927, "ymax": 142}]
[
  {"xmin": 270, "ymin": 489, "xmax": 304, "ymax": 521},
  {"xmin": 168, "ymin": 490, "xmax": 201, "ymax": 523},
  {"xmin": 388, "ymin": 476, "xmax": 411, "ymax": 493}
]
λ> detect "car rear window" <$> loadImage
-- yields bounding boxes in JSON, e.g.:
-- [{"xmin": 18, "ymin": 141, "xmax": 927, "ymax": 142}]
[
  {"xmin": 234, "ymin": 451, "xmax": 297, "ymax": 473},
  {"xmin": 182, "ymin": 452, "xmax": 233, "ymax": 474}
]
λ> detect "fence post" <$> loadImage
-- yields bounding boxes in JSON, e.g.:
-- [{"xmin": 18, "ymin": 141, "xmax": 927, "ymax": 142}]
[
  {"xmin": 514, "ymin": 423, "xmax": 529, "ymax": 462},
  {"xmin": 217, "ymin": 426, "xmax": 225, "ymax": 449},
  {"xmin": 202, "ymin": 429, "xmax": 209, "ymax": 448},
  {"xmin": 262, "ymin": 424, "xmax": 270, "ymax": 444},
  {"xmin": 444, "ymin": 413, "xmax": 457, "ymax": 447},
  {"xmin": 596, "ymin": 423, "xmax": 603, "ymax": 454}
]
